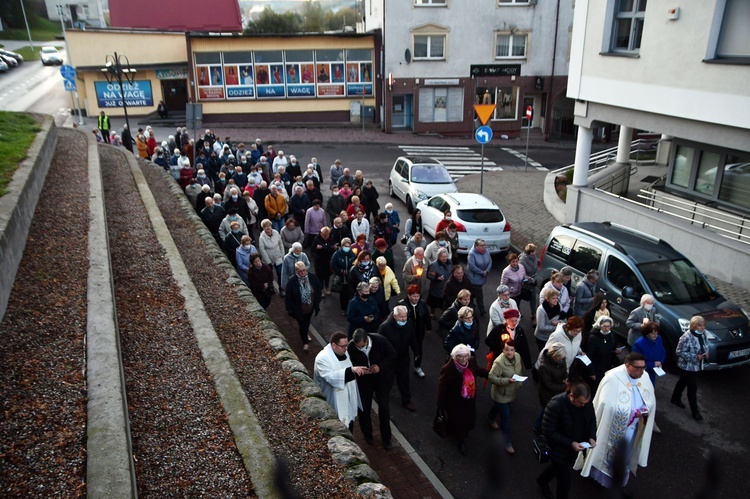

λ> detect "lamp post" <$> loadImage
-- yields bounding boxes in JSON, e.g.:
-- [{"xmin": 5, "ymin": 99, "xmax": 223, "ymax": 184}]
[{"xmin": 101, "ymin": 52, "xmax": 137, "ymax": 135}]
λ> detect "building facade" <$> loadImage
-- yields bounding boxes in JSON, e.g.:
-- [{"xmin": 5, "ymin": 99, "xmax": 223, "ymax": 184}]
[
  {"xmin": 381, "ymin": 0, "xmax": 575, "ymax": 137},
  {"xmin": 45, "ymin": 0, "xmax": 105, "ymax": 28}
]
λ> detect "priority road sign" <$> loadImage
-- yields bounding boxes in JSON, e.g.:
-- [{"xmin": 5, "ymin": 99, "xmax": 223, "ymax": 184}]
[
  {"xmin": 475, "ymin": 125, "xmax": 493, "ymax": 144},
  {"xmin": 63, "ymin": 79, "xmax": 77, "ymax": 92},
  {"xmin": 474, "ymin": 104, "xmax": 496, "ymax": 126},
  {"xmin": 60, "ymin": 64, "xmax": 76, "ymax": 81}
]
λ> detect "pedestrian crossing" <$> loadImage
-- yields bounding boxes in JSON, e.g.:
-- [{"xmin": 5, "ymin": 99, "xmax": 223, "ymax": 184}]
[
  {"xmin": 501, "ymin": 147, "xmax": 547, "ymax": 171},
  {"xmin": 398, "ymin": 145, "xmax": 503, "ymax": 180}
]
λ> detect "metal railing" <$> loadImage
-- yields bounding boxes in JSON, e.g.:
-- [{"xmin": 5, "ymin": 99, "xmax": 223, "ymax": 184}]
[{"xmin": 551, "ymin": 138, "xmax": 658, "ymax": 176}]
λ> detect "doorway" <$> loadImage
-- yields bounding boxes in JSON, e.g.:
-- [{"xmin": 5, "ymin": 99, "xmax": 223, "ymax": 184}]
[
  {"xmin": 392, "ymin": 95, "xmax": 413, "ymax": 130},
  {"xmin": 161, "ymin": 79, "xmax": 188, "ymax": 114}
]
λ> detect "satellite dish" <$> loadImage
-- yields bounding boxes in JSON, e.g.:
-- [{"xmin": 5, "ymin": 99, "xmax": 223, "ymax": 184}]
[{"xmin": 405, "ymin": 49, "xmax": 411, "ymax": 64}]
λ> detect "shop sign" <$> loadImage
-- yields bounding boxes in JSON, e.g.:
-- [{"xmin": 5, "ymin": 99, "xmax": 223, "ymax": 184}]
[
  {"xmin": 346, "ymin": 83, "xmax": 373, "ymax": 97},
  {"xmin": 470, "ymin": 64, "xmax": 522, "ymax": 77},
  {"xmin": 94, "ymin": 80, "xmax": 154, "ymax": 107},
  {"xmin": 156, "ymin": 68, "xmax": 188, "ymax": 80},
  {"xmin": 424, "ymin": 79, "xmax": 459, "ymax": 86}
]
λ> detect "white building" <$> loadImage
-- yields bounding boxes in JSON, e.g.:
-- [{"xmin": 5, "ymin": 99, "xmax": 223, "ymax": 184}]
[
  {"xmin": 376, "ymin": 0, "xmax": 575, "ymax": 137},
  {"xmin": 45, "ymin": 0, "xmax": 106, "ymax": 28},
  {"xmin": 565, "ymin": 0, "xmax": 750, "ymax": 288}
]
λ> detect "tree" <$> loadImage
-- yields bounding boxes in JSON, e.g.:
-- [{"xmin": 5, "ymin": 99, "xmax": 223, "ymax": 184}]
[
  {"xmin": 244, "ymin": 7, "xmax": 301, "ymax": 35},
  {"xmin": 327, "ymin": 7, "xmax": 359, "ymax": 31},
  {"xmin": 300, "ymin": 0, "xmax": 327, "ymax": 33},
  {"xmin": 0, "ymin": 0, "xmax": 42, "ymax": 29}
]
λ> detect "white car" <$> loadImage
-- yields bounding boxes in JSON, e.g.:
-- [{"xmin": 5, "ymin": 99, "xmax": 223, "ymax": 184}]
[
  {"xmin": 417, "ymin": 193, "xmax": 511, "ymax": 255},
  {"xmin": 40, "ymin": 46, "xmax": 63, "ymax": 66},
  {"xmin": 388, "ymin": 156, "xmax": 457, "ymax": 214},
  {"xmin": 0, "ymin": 59, "xmax": 7, "ymax": 73}
]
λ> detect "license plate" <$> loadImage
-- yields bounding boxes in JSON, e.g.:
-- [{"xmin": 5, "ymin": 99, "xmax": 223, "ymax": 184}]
[
  {"xmin": 486, "ymin": 245, "xmax": 498, "ymax": 251},
  {"xmin": 728, "ymin": 348, "xmax": 750, "ymax": 360}
]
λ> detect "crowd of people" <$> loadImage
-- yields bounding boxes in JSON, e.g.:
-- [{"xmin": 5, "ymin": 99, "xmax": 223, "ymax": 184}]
[{"xmin": 132, "ymin": 126, "xmax": 709, "ymax": 497}]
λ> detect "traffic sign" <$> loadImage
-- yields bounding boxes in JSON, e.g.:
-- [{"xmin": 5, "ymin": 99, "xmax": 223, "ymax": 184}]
[
  {"xmin": 526, "ymin": 105, "xmax": 533, "ymax": 120},
  {"xmin": 60, "ymin": 64, "xmax": 76, "ymax": 81},
  {"xmin": 63, "ymin": 79, "xmax": 77, "ymax": 92},
  {"xmin": 475, "ymin": 125, "xmax": 493, "ymax": 144},
  {"xmin": 474, "ymin": 104, "xmax": 496, "ymax": 126}
]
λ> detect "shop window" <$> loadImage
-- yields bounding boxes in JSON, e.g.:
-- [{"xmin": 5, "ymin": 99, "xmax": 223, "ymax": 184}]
[
  {"xmin": 718, "ymin": 153, "xmax": 750, "ymax": 209},
  {"xmin": 610, "ymin": 0, "xmax": 647, "ymax": 53},
  {"xmin": 694, "ymin": 151, "xmax": 721, "ymax": 196},
  {"xmin": 418, "ymin": 87, "xmax": 463, "ymax": 122},
  {"xmin": 489, "ymin": 86, "xmax": 518, "ymax": 120},
  {"xmin": 413, "ymin": 35, "xmax": 446, "ymax": 60},
  {"xmin": 671, "ymin": 144, "xmax": 694, "ymax": 188},
  {"xmin": 495, "ymin": 33, "xmax": 528, "ymax": 59}
]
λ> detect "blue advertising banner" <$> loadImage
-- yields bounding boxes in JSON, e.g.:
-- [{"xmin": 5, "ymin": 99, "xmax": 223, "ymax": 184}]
[
  {"xmin": 287, "ymin": 85, "xmax": 315, "ymax": 97},
  {"xmin": 95, "ymin": 80, "xmax": 154, "ymax": 108},
  {"xmin": 227, "ymin": 86, "xmax": 255, "ymax": 99},
  {"xmin": 256, "ymin": 85, "xmax": 285, "ymax": 98},
  {"xmin": 346, "ymin": 83, "xmax": 373, "ymax": 97}
]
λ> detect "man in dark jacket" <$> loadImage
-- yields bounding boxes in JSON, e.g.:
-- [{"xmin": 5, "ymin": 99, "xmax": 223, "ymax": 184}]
[
  {"xmin": 121, "ymin": 124, "xmax": 133, "ymax": 153},
  {"xmin": 349, "ymin": 329, "xmax": 397, "ymax": 449},
  {"xmin": 378, "ymin": 305, "xmax": 419, "ymax": 412},
  {"xmin": 223, "ymin": 186, "xmax": 252, "ymax": 227},
  {"xmin": 346, "ymin": 282, "xmax": 381, "ymax": 338},
  {"xmin": 285, "ymin": 262, "xmax": 322, "ymax": 352},
  {"xmin": 330, "ymin": 217, "xmax": 351, "ymax": 246},
  {"xmin": 290, "ymin": 185, "xmax": 311, "ymax": 231},
  {"xmin": 200, "ymin": 197, "xmax": 225, "ymax": 246},
  {"xmin": 398, "ymin": 284, "xmax": 432, "ymax": 378},
  {"xmin": 537, "ymin": 382, "xmax": 597, "ymax": 499}
]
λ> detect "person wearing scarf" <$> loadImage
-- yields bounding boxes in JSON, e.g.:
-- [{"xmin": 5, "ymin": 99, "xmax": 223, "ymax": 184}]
[
  {"xmin": 671, "ymin": 315, "xmax": 710, "ymax": 420},
  {"xmin": 285, "ymin": 261, "xmax": 322, "ymax": 352},
  {"xmin": 535, "ymin": 288, "xmax": 563, "ymax": 352},
  {"xmin": 436, "ymin": 344, "xmax": 487, "ymax": 456}
]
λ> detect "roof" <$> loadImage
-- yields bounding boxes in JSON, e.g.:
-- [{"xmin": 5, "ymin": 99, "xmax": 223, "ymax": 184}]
[
  {"xmin": 443, "ymin": 193, "xmax": 499, "ymax": 209},
  {"xmin": 402, "ymin": 156, "xmax": 442, "ymax": 165},
  {"xmin": 109, "ymin": 0, "xmax": 242, "ymax": 32},
  {"xmin": 569, "ymin": 222, "xmax": 684, "ymax": 264}
]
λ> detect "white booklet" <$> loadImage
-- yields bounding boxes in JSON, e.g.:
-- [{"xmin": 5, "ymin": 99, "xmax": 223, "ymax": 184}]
[
  {"xmin": 653, "ymin": 366, "xmax": 666, "ymax": 377},
  {"xmin": 511, "ymin": 374, "xmax": 528, "ymax": 382},
  {"xmin": 579, "ymin": 442, "xmax": 592, "ymax": 449},
  {"xmin": 576, "ymin": 354, "xmax": 592, "ymax": 366}
]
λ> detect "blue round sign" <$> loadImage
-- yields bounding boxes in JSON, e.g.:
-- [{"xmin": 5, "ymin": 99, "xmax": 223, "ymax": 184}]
[
  {"xmin": 60, "ymin": 64, "xmax": 76, "ymax": 81},
  {"xmin": 475, "ymin": 125, "xmax": 493, "ymax": 144}
]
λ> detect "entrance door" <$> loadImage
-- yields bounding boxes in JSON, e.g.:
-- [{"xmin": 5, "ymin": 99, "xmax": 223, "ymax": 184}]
[
  {"xmin": 392, "ymin": 95, "xmax": 413, "ymax": 130},
  {"xmin": 161, "ymin": 80, "xmax": 188, "ymax": 113}
]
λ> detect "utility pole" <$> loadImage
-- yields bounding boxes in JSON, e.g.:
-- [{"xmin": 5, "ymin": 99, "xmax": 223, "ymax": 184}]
[
  {"xmin": 57, "ymin": 4, "xmax": 84, "ymax": 125},
  {"xmin": 19, "ymin": 0, "xmax": 34, "ymax": 53}
]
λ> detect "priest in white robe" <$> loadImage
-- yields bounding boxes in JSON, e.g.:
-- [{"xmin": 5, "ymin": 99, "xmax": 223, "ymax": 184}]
[
  {"xmin": 314, "ymin": 332, "xmax": 364, "ymax": 428},
  {"xmin": 578, "ymin": 352, "xmax": 656, "ymax": 487}
]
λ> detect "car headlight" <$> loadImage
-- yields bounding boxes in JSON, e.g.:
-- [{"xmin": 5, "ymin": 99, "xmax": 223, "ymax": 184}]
[
  {"xmin": 414, "ymin": 190, "xmax": 428, "ymax": 201},
  {"xmin": 704, "ymin": 330, "xmax": 720, "ymax": 341},
  {"xmin": 678, "ymin": 318, "xmax": 690, "ymax": 334}
]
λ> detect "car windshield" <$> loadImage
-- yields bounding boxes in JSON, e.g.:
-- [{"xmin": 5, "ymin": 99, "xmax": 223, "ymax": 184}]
[
  {"xmin": 42, "ymin": 48, "xmax": 57, "ymax": 54},
  {"xmin": 638, "ymin": 259, "xmax": 716, "ymax": 305},
  {"xmin": 410, "ymin": 165, "xmax": 452, "ymax": 184},
  {"xmin": 456, "ymin": 208, "xmax": 503, "ymax": 223}
]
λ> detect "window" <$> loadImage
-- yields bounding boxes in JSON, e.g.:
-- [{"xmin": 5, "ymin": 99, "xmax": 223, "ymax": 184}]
[
  {"xmin": 415, "ymin": 0, "xmax": 447, "ymax": 5},
  {"xmin": 719, "ymin": 155, "xmax": 750, "ymax": 209},
  {"xmin": 495, "ymin": 33, "xmax": 527, "ymax": 59},
  {"xmin": 418, "ymin": 87, "xmax": 463, "ymax": 122},
  {"xmin": 716, "ymin": 0, "xmax": 750, "ymax": 59},
  {"xmin": 547, "ymin": 235, "xmax": 575, "ymax": 261},
  {"xmin": 413, "ymin": 35, "xmax": 446, "ymax": 60},
  {"xmin": 694, "ymin": 151, "xmax": 720, "ymax": 196},
  {"xmin": 568, "ymin": 241, "xmax": 601, "ymax": 274},
  {"xmin": 457, "ymin": 209, "xmax": 504, "ymax": 224},
  {"xmin": 498, "ymin": 0, "xmax": 531, "ymax": 4},
  {"xmin": 607, "ymin": 256, "xmax": 644, "ymax": 296},
  {"xmin": 427, "ymin": 196, "xmax": 447, "ymax": 211},
  {"xmin": 671, "ymin": 144, "xmax": 694, "ymax": 188},
  {"xmin": 482, "ymin": 86, "xmax": 518, "ymax": 120},
  {"xmin": 611, "ymin": 0, "xmax": 647, "ymax": 53}
]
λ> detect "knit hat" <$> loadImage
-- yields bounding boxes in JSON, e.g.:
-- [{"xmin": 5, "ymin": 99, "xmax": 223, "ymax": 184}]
[{"xmin": 503, "ymin": 309, "xmax": 520, "ymax": 319}]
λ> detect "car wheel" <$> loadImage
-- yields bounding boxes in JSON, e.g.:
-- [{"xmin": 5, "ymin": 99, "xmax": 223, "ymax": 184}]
[
  {"xmin": 406, "ymin": 196, "xmax": 414, "ymax": 215},
  {"xmin": 389, "ymin": 181, "xmax": 397, "ymax": 199}
]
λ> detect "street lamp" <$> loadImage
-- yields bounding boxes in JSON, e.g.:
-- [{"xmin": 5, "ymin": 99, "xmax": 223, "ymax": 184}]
[{"xmin": 101, "ymin": 52, "xmax": 137, "ymax": 135}]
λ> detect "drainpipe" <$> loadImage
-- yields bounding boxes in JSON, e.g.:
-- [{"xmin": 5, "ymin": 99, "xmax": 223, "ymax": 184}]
[{"xmin": 545, "ymin": 0, "xmax": 561, "ymax": 141}]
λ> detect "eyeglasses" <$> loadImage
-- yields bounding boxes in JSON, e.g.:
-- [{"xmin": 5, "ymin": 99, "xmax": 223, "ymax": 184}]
[
  {"xmin": 335, "ymin": 342, "xmax": 348, "ymax": 349},
  {"xmin": 628, "ymin": 364, "xmax": 646, "ymax": 371}
]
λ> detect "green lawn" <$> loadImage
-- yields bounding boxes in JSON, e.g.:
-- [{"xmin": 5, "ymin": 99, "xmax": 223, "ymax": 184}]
[
  {"xmin": 0, "ymin": 112, "xmax": 42, "ymax": 197},
  {"xmin": 1, "ymin": 17, "xmax": 62, "ymax": 42},
  {"xmin": 15, "ymin": 46, "xmax": 41, "ymax": 61}
]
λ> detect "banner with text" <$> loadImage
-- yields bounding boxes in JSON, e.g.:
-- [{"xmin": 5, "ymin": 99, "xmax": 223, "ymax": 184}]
[{"xmin": 95, "ymin": 80, "xmax": 154, "ymax": 108}]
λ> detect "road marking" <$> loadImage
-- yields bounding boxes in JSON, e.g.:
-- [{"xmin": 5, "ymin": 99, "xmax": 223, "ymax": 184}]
[
  {"xmin": 398, "ymin": 145, "xmax": 501, "ymax": 179},
  {"xmin": 501, "ymin": 147, "xmax": 547, "ymax": 170}
]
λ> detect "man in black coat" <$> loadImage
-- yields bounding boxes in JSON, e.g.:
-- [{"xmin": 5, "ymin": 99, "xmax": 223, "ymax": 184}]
[
  {"xmin": 537, "ymin": 382, "xmax": 597, "ymax": 499},
  {"xmin": 290, "ymin": 185, "xmax": 311, "ymax": 231},
  {"xmin": 121, "ymin": 124, "xmax": 133, "ymax": 153},
  {"xmin": 200, "ymin": 197, "xmax": 225, "ymax": 246},
  {"xmin": 348, "ymin": 329, "xmax": 397, "ymax": 449},
  {"xmin": 284, "ymin": 261, "xmax": 322, "ymax": 352},
  {"xmin": 398, "ymin": 285, "xmax": 432, "ymax": 378},
  {"xmin": 378, "ymin": 305, "xmax": 419, "ymax": 412},
  {"xmin": 346, "ymin": 281, "xmax": 380, "ymax": 339}
]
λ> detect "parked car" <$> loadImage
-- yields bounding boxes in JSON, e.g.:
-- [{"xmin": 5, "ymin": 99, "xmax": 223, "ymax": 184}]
[
  {"xmin": 40, "ymin": 46, "xmax": 63, "ymax": 66},
  {"xmin": 0, "ymin": 49, "xmax": 24, "ymax": 64},
  {"xmin": 0, "ymin": 59, "xmax": 8, "ymax": 73},
  {"xmin": 0, "ymin": 54, "xmax": 18, "ymax": 68},
  {"xmin": 417, "ymin": 193, "xmax": 511, "ymax": 255},
  {"xmin": 540, "ymin": 222, "xmax": 750, "ymax": 369},
  {"xmin": 388, "ymin": 156, "xmax": 458, "ymax": 214}
]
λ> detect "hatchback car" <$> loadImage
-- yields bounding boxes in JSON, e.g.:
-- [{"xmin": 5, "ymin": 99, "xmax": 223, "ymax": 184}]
[
  {"xmin": 389, "ymin": 156, "xmax": 457, "ymax": 213},
  {"xmin": 0, "ymin": 59, "xmax": 7, "ymax": 73},
  {"xmin": 40, "ymin": 46, "xmax": 63, "ymax": 66},
  {"xmin": 0, "ymin": 49, "xmax": 23, "ymax": 64},
  {"xmin": 540, "ymin": 222, "xmax": 750, "ymax": 369},
  {"xmin": 0, "ymin": 54, "xmax": 17, "ymax": 68},
  {"xmin": 417, "ymin": 193, "xmax": 511, "ymax": 255}
]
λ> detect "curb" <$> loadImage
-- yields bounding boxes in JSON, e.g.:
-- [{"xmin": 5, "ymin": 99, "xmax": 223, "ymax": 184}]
[{"xmin": 138, "ymin": 158, "xmax": 392, "ymax": 498}]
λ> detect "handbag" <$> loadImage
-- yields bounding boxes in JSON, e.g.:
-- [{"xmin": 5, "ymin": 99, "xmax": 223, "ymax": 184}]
[
  {"xmin": 432, "ymin": 409, "xmax": 449, "ymax": 438},
  {"xmin": 533, "ymin": 435, "xmax": 550, "ymax": 464},
  {"xmin": 331, "ymin": 274, "xmax": 343, "ymax": 293}
]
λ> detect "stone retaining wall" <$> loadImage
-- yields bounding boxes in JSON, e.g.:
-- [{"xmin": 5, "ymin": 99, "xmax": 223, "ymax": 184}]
[{"xmin": 0, "ymin": 115, "xmax": 58, "ymax": 322}]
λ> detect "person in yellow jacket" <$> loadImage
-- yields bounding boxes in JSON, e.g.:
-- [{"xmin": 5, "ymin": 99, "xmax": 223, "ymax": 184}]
[
  {"xmin": 97, "ymin": 111, "xmax": 111, "ymax": 144},
  {"xmin": 375, "ymin": 256, "xmax": 400, "ymax": 301},
  {"xmin": 264, "ymin": 184, "xmax": 288, "ymax": 232}
]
